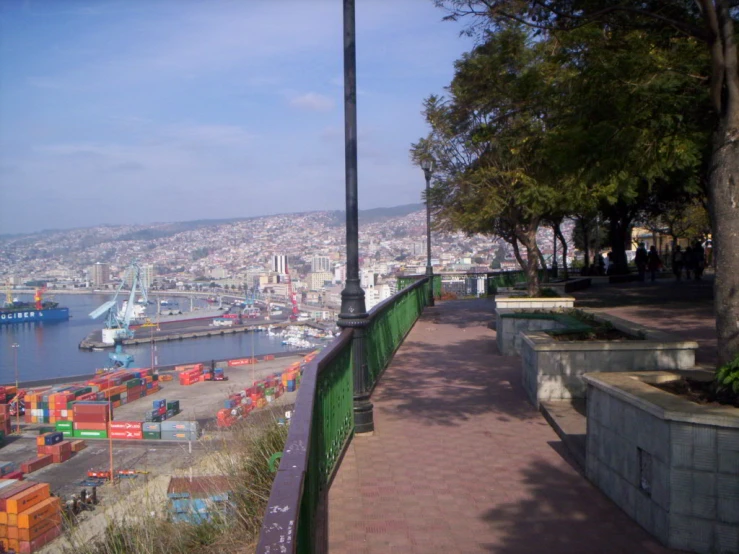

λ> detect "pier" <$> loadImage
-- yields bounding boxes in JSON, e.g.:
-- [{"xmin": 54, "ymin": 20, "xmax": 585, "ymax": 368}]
[{"xmin": 78, "ymin": 320, "xmax": 332, "ymax": 350}]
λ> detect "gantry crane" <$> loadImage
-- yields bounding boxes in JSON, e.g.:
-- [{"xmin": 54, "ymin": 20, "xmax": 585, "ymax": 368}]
[{"xmin": 89, "ymin": 261, "xmax": 149, "ymax": 345}]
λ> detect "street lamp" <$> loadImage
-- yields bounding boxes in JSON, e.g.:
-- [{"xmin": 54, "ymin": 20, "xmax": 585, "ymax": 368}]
[
  {"xmin": 11, "ymin": 343, "xmax": 19, "ymax": 434},
  {"xmin": 421, "ymin": 158, "xmax": 435, "ymax": 306}
]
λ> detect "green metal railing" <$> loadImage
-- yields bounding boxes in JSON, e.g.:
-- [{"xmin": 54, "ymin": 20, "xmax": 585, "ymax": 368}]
[
  {"xmin": 365, "ymin": 277, "xmax": 429, "ymax": 389},
  {"xmin": 256, "ymin": 277, "xmax": 431, "ymax": 554},
  {"xmin": 397, "ymin": 270, "xmax": 528, "ymax": 297}
]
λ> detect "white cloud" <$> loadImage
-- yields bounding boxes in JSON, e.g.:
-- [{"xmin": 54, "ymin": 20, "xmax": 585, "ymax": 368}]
[{"xmin": 289, "ymin": 93, "xmax": 335, "ymax": 112}]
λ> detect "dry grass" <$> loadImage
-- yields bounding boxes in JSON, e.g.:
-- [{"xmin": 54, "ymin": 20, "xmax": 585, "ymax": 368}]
[{"xmin": 61, "ymin": 416, "xmax": 289, "ymax": 554}]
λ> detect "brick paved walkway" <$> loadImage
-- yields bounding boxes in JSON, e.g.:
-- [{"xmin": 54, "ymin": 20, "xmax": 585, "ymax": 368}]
[{"xmin": 327, "ymin": 287, "xmax": 698, "ymax": 553}]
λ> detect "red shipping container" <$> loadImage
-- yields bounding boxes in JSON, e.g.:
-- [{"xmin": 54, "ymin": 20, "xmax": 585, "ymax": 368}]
[
  {"xmin": 73, "ymin": 422, "xmax": 108, "ymax": 431},
  {"xmin": 109, "ymin": 421, "xmax": 142, "ymax": 431},
  {"xmin": 20, "ymin": 455, "xmax": 53, "ymax": 474},
  {"xmin": 73, "ymin": 413, "xmax": 109, "ymax": 424},
  {"xmin": 73, "ymin": 405, "xmax": 110, "ymax": 416},
  {"xmin": 109, "ymin": 430, "xmax": 143, "ymax": 440},
  {"xmin": 51, "ymin": 451, "xmax": 71, "ymax": 464},
  {"xmin": 18, "ymin": 522, "xmax": 63, "ymax": 554}
]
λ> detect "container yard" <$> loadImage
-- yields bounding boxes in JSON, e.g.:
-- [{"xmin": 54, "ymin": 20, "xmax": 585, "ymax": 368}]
[{"xmin": 0, "ymin": 351, "xmax": 315, "ymax": 552}]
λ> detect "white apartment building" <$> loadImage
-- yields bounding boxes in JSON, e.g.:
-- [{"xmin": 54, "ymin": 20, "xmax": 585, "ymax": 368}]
[
  {"xmin": 272, "ymin": 255, "xmax": 287, "ymax": 275},
  {"xmin": 311, "ymin": 255, "xmax": 331, "ymax": 273}
]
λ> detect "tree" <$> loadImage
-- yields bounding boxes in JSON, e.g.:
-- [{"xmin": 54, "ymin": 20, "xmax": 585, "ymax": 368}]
[
  {"xmin": 435, "ymin": 0, "xmax": 739, "ymax": 366},
  {"xmin": 412, "ymin": 28, "xmax": 581, "ymax": 295}
]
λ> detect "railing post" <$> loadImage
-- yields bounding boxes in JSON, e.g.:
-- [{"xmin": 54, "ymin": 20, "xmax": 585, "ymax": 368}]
[{"xmin": 338, "ymin": 0, "xmax": 373, "ymax": 435}]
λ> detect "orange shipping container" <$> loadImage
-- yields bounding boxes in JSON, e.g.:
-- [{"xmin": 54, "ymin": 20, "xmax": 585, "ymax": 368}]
[
  {"xmin": 0, "ymin": 524, "xmax": 6, "ymax": 539},
  {"xmin": 17, "ymin": 497, "xmax": 61, "ymax": 529},
  {"xmin": 5, "ymin": 483, "xmax": 50, "ymax": 514},
  {"xmin": 7, "ymin": 511, "xmax": 60, "ymax": 541}
]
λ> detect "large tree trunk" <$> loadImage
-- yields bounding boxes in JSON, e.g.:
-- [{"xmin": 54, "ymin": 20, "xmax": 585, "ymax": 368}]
[
  {"xmin": 702, "ymin": 0, "xmax": 739, "ymax": 367},
  {"xmin": 579, "ymin": 217, "xmax": 591, "ymax": 273},
  {"xmin": 708, "ymin": 120, "xmax": 739, "ymax": 366},
  {"xmin": 517, "ymin": 225, "xmax": 541, "ymax": 296},
  {"xmin": 605, "ymin": 202, "xmax": 633, "ymax": 275},
  {"xmin": 554, "ymin": 222, "xmax": 569, "ymax": 279},
  {"xmin": 535, "ymin": 244, "xmax": 550, "ymax": 283}
]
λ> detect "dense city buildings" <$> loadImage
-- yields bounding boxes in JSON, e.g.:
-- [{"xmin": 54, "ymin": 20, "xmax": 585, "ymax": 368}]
[{"xmin": 0, "ymin": 206, "xmax": 577, "ymax": 313}]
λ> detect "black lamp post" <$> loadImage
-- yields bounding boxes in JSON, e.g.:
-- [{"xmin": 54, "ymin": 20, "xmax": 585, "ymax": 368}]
[
  {"xmin": 421, "ymin": 158, "xmax": 435, "ymax": 306},
  {"xmin": 338, "ymin": 0, "xmax": 372, "ymax": 434}
]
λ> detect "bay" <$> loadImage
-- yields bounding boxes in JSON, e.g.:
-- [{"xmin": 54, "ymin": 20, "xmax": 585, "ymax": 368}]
[{"xmin": 0, "ymin": 293, "xmax": 297, "ymax": 383}]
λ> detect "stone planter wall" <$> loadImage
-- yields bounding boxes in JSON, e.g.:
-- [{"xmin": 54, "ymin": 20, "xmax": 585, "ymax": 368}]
[
  {"xmin": 495, "ymin": 311, "xmax": 563, "ymax": 355},
  {"xmin": 495, "ymin": 309, "xmax": 590, "ymax": 356},
  {"xmin": 584, "ymin": 371, "xmax": 739, "ymax": 554},
  {"xmin": 494, "ymin": 294, "xmax": 575, "ymax": 310},
  {"xmin": 520, "ymin": 313, "xmax": 698, "ymax": 408}
]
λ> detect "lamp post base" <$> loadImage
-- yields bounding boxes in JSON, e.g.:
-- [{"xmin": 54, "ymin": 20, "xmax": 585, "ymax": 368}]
[
  {"xmin": 425, "ymin": 267, "xmax": 435, "ymax": 307},
  {"xmin": 354, "ymin": 395, "xmax": 374, "ymax": 435}
]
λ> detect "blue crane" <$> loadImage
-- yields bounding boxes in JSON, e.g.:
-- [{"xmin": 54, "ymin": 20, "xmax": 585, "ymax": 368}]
[{"xmin": 89, "ymin": 261, "xmax": 149, "ymax": 346}]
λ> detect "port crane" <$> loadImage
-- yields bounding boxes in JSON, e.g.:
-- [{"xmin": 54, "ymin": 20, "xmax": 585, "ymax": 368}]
[{"xmin": 89, "ymin": 261, "xmax": 149, "ymax": 345}]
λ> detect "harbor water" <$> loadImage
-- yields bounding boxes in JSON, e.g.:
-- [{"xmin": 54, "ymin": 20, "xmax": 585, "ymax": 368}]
[{"xmin": 0, "ymin": 294, "xmax": 300, "ymax": 383}]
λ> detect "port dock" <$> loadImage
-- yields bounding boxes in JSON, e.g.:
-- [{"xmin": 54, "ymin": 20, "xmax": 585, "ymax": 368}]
[{"xmin": 78, "ymin": 319, "xmax": 332, "ymax": 350}]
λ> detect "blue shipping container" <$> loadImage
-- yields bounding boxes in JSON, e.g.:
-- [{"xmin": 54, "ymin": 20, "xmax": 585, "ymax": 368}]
[{"xmin": 44, "ymin": 432, "xmax": 64, "ymax": 445}]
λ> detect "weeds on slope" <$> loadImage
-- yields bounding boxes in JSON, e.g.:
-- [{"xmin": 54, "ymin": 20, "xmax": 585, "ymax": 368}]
[{"xmin": 62, "ymin": 417, "xmax": 288, "ymax": 554}]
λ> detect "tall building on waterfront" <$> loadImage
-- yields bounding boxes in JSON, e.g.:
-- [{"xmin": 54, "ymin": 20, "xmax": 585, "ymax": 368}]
[
  {"xmin": 311, "ymin": 255, "xmax": 331, "ymax": 273},
  {"xmin": 272, "ymin": 255, "xmax": 287, "ymax": 275},
  {"xmin": 123, "ymin": 263, "xmax": 154, "ymax": 290},
  {"xmin": 92, "ymin": 263, "xmax": 110, "ymax": 287},
  {"xmin": 141, "ymin": 264, "xmax": 155, "ymax": 290}
]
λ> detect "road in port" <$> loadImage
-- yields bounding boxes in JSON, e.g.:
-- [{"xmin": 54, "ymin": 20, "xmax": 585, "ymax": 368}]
[{"xmin": 0, "ymin": 293, "xmax": 326, "ymax": 382}]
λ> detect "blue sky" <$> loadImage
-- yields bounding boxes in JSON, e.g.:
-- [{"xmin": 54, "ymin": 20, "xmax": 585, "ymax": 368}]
[{"xmin": 0, "ymin": 0, "xmax": 473, "ymax": 234}]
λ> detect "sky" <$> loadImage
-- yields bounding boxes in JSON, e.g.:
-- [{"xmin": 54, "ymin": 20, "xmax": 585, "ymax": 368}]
[{"xmin": 0, "ymin": 0, "xmax": 473, "ymax": 235}]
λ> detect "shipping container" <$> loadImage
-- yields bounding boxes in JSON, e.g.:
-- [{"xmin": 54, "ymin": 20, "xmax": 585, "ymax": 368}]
[
  {"xmin": 73, "ymin": 429, "xmax": 108, "ymax": 439},
  {"xmin": 5, "ymin": 483, "xmax": 50, "ymax": 514},
  {"xmin": 16, "ymin": 496, "xmax": 61, "ymax": 529},
  {"xmin": 143, "ymin": 431, "xmax": 161, "ymax": 440}
]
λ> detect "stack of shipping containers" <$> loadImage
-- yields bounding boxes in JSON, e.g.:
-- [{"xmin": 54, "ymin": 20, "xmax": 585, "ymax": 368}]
[
  {"xmin": 0, "ymin": 480, "xmax": 62, "ymax": 553},
  {"xmin": 73, "ymin": 401, "xmax": 110, "ymax": 439}
]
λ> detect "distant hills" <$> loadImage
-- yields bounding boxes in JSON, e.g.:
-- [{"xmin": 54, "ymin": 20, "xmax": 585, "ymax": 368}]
[{"xmin": 0, "ymin": 204, "xmax": 426, "ymax": 241}]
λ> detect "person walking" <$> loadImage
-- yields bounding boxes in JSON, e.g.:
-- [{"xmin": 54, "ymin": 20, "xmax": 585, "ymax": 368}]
[
  {"xmin": 672, "ymin": 245, "xmax": 684, "ymax": 281},
  {"xmin": 647, "ymin": 246, "xmax": 661, "ymax": 282},
  {"xmin": 684, "ymin": 246, "xmax": 694, "ymax": 280},
  {"xmin": 635, "ymin": 243, "xmax": 648, "ymax": 282},
  {"xmin": 693, "ymin": 240, "xmax": 706, "ymax": 280}
]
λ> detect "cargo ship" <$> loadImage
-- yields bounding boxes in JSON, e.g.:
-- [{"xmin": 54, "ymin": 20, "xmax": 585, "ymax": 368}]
[{"xmin": 0, "ymin": 288, "xmax": 70, "ymax": 324}]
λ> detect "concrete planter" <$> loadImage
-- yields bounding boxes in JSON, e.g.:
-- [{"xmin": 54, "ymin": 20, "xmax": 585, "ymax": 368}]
[
  {"xmin": 520, "ymin": 312, "xmax": 698, "ymax": 407},
  {"xmin": 496, "ymin": 310, "xmax": 573, "ymax": 356},
  {"xmin": 494, "ymin": 294, "xmax": 575, "ymax": 310},
  {"xmin": 584, "ymin": 371, "xmax": 739, "ymax": 554}
]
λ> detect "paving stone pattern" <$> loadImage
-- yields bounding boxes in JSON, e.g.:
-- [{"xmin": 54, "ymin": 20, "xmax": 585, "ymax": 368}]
[{"xmin": 327, "ymin": 298, "xmax": 678, "ymax": 554}]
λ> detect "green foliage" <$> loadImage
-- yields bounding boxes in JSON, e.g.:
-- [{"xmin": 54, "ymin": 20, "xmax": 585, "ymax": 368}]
[{"xmin": 716, "ymin": 357, "xmax": 739, "ymax": 396}]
